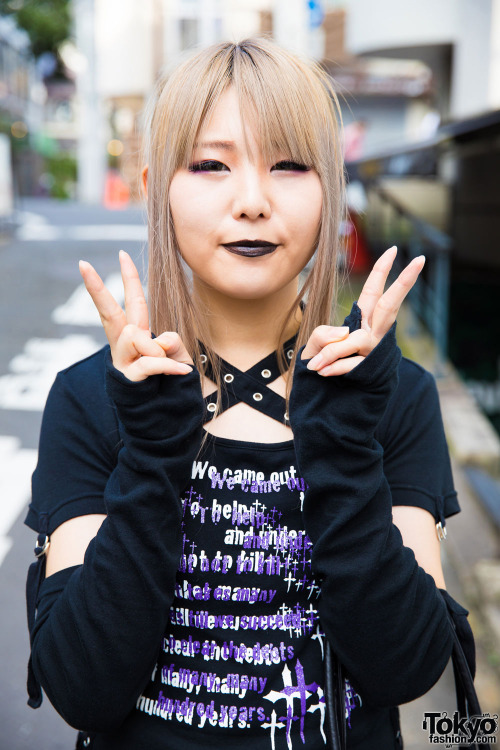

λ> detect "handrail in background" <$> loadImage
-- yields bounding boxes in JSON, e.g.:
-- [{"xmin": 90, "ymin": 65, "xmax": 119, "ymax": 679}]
[{"xmin": 358, "ymin": 180, "xmax": 453, "ymax": 377}]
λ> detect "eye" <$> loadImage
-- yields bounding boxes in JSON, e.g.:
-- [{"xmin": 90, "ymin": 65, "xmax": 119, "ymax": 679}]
[
  {"xmin": 272, "ymin": 160, "xmax": 310, "ymax": 172},
  {"xmin": 188, "ymin": 160, "xmax": 229, "ymax": 173}
]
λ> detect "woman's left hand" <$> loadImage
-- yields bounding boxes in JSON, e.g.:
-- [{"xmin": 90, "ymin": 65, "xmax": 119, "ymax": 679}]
[{"xmin": 302, "ymin": 246, "xmax": 425, "ymax": 376}]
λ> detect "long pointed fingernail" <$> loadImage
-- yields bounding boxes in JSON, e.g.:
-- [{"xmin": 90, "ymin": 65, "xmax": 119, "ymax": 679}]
[{"xmin": 412, "ymin": 254, "xmax": 426, "ymax": 265}]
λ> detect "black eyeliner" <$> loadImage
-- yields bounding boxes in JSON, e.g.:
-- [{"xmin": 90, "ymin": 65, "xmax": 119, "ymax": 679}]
[
  {"xmin": 273, "ymin": 160, "xmax": 310, "ymax": 171},
  {"xmin": 188, "ymin": 160, "xmax": 227, "ymax": 172}
]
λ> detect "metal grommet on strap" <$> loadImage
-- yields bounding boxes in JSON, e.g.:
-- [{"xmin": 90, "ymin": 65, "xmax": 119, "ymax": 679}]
[
  {"xmin": 207, "ymin": 402, "xmax": 217, "ymax": 413},
  {"xmin": 223, "ymin": 373, "xmax": 234, "ymax": 383},
  {"xmin": 199, "ymin": 354, "xmax": 207, "ymax": 364},
  {"xmin": 83, "ymin": 737, "xmax": 91, "ymax": 748},
  {"xmin": 261, "ymin": 369, "xmax": 271, "ymax": 379},
  {"xmin": 34, "ymin": 535, "xmax": 50, "ymax": 558},
  {"xmin": 253, "ymin": 392, "xmax": 263, "ymax": 402},
  {"xmin": 287, "ymin": 349, "xmax": 294, "ymax": 360},
  {"xmin": 284, "ymin": 412, "xmax": 289, "ymax": 422}
]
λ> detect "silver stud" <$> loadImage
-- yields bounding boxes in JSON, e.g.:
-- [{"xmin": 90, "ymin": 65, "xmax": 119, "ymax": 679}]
[
  {"xmin": 253, "ymin": 392, "xmax": 263, "ymax": 402},
  {"xmin": 284, "ymin": 412, "xmax": 289, "ymax": 421},
  {"xmin": 207, "ymin": 402, "xmax": 217, "ymax": 413},
  {"xmin": 261, "ymin": 368, "xmax": 271, "ymax": 378},
  {"xmin": 200, "ymin": 354, "xmax": 207, "ymax": 364},
  {"xmin": 287, "ymin": 349, "xmax": 294, "ymax": 359},
  {"xmin": 223, "ymin": 373, "xmax": 234, "ymax": 383}
]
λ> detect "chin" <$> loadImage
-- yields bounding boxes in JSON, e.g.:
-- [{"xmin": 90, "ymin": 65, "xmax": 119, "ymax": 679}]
[
  {"xmin": 192, "ymin": 264, "xmax": 292, "ymax": 299},
  {"xmin": 222, "ymin": 284, "xmax": 282, "ymax": 301},
  {"xmin": 209, "ymin": 277, "xmax": 291, "ymax": 301}
]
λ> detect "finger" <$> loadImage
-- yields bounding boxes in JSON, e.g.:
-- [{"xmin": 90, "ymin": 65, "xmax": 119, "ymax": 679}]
[
  {"xmin": 317, "ymin": 355, "xmax": 365, "ymax": 377},
  {"xmin": 301, "ymin": 326, "xmax": 350, "ymax": 359},
  {"xmin": 126, "ymin": 356, "xmax": 193, "ymax": 381},
  {"xmin": 371, "ymin": 255, "xmax": 425, "ymax": 340},
  {"xmin": 79, "ymin": 260, "xmax": 126, "ymax": 347},
  {"xmin": 356, "ymin": 246, "xmax": 398, "ymax": 327},
  {"xmin": 113, "ymin": 325, "xmax": 166, "ymax": 370},
  {"xmin": 155, "ymin": 332, "xmax": 194, "ymax": 366},
  {"xmin": 306, "ymin": 328, "xmax": 368, "ymax": 371},
  {"xmin": 119, "ymin": 250, "xmax": 150, "ymax": 330}
]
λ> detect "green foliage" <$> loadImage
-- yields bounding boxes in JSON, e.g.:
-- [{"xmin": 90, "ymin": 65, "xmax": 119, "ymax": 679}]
[
  {"xmin": 0, "ymin": 110, "xmax": 13, "ymax": 135},
  {"xmin": 0, "ymin": 0, "xmax": 72, "ymax": 58},
  {"xmin": 0, "ymin": 109, "xmax": 27, "ymax": 154},
  {"xmin": 45, "ymin": 151, "xmax": 77, "ymax": 199}
]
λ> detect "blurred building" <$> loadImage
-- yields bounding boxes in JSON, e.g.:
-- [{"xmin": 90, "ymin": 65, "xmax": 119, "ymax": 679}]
[
  {"xmin": 346, "ymin": 0, "xmax": 500, "ymax": 120},
  {"xmin": 0, "ymin": 14, "xmax": 42, "ymax": 209},
  {"xmin": 318, "ymin": 0, "xmax": 500, "ymax": 156}
]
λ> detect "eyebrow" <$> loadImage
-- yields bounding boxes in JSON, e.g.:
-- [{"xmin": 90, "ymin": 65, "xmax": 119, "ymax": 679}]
[{"xmin": 194, "ymin": 140, "xmax": 236, "ymax": 151}]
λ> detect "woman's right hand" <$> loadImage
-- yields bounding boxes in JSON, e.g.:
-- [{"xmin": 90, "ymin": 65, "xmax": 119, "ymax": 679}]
[{"xmin": 79, "ymin": 250, "xmax": 193, "ymax": 381}]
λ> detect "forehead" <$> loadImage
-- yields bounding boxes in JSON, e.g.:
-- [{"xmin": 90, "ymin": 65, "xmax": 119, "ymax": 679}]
[
  {"xmin": 195, "ymin": 87, "xmax": 261, "ymax": 157},
  {"xmin": 188, "ymin": 78, "xmax": 320, "ymax": 169}
]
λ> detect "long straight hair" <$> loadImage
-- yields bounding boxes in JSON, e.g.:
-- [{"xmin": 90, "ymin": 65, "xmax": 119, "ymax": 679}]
[{"xmin": 141, "ymin": 37, "xmax": 346, "ymax": 424}]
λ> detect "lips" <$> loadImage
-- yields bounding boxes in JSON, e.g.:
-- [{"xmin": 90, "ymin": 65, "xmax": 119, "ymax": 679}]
[{"xmin": 222, "ymin": 239, "xmax": 278, "ymax": 258}]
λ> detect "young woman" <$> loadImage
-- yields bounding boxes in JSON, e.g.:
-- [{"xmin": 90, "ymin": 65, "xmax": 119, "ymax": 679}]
[{"xmin": 25, "ymin": 37, "xmax": 465, "ymax": 750}]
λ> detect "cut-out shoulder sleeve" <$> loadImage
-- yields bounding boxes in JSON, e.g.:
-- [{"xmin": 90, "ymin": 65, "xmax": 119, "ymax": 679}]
[
  {"xmin": 24, "ymin": 346, "xmax": 119, "ymax": 535},
  {"xmin": 375, "ymin": 357, "xmax": 460, "ymax": 525}
]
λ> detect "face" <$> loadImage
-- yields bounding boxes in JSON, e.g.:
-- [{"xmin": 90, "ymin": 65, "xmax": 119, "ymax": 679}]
[{"xmin": 168, "ymin": 86, "xmax": 323, "ymax": 302}]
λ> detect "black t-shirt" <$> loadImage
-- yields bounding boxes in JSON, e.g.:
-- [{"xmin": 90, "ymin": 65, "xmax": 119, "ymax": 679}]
[
  {"xmin": 134, "ymin": 435, "xmax": 333, "ymax": 748},
  {"xmin": 25, "ymin": 340, "xmax": 460, "ymax": 749}
]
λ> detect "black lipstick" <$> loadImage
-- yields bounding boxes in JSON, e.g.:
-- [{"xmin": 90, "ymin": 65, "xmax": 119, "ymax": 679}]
[{"xmin": 221, "ymin": 239, "xmax": 278, "ymax": 258}]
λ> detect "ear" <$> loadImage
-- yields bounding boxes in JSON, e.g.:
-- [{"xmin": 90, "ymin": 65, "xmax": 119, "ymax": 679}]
[{"xmin": 141, "ymin": 165, "xmax": 148, "ymax": 198}]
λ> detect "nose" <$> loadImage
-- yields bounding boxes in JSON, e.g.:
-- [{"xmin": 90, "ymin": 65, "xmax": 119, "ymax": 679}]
[{"xmin": 231, "ymin": 166, "xmax": 271, "ymax": 221}]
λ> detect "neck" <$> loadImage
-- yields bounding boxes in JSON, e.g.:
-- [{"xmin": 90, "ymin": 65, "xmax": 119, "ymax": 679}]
[{"xmin": 193, "ymin": 278, "xmax": 302, "ymax": 368}]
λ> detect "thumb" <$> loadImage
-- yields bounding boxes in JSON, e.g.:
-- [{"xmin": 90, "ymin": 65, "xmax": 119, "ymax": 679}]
[
  {"xmin": 155, "ymin": 332, "xmax": 194, "ymax": 366},
  {"xmin": 301, "ymin": 326, "xmax": 350, "ymax": 360}
]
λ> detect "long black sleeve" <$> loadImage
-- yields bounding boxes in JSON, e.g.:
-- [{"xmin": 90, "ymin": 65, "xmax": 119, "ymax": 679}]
[
  {"xmin": 30, "ymin": 351, "xmax": 204, "ymax": 733},
  {"xmin": 289, "ymin": 323, "xmax": 454, "ymax": 708}
]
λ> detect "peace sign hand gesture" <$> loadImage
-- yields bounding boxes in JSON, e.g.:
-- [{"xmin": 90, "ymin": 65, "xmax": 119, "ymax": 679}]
[
  {"xmin": 301, "ymin": 246, "xmax": 424, "ymax": 376},
  {"xmin": 79, "ymin": 250, "xmax": 193, "ymax": 381}
]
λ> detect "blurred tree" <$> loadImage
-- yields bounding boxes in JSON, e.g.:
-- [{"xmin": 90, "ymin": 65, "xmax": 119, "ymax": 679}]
[
  {"xmin": 0, "ymin": 0, "xmax": 71, "ymax": 65},
  {"xmin": 45, "ymin": 151, "xmax": 77, "ymax": 198}
]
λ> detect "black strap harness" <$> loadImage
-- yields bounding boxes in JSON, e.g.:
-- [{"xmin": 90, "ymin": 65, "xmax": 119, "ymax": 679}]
[{"xmin": 199, "ymin": 333, "xmax": 298, "ymax": 426}]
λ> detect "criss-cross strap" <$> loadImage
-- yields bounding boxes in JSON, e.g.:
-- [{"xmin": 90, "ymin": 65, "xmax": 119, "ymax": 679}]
[{"xmin": 199, "ymin": 333, "xmax": 298, "ymax": 425}]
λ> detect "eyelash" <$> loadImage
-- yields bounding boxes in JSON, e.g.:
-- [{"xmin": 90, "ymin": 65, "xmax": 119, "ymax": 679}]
[{"xmin": 187, "ymin": 160, "xmax": 310, "ymax": 173}]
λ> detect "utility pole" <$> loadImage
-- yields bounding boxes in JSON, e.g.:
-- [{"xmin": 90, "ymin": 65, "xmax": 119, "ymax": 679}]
[
  {"xmin": 74, "ymin": 0, "xmax": 106, "ymax": 204},
  {"xmin": 273, "ymin": 0, "xmax": 324, "ymax": 59},
  {"xmin": 199, "ymin": 0, "xmax": 219, "ymax": 47},
  {"xmin": 273, "ymin": 0, "xmax": 309, "ymax": 56}
]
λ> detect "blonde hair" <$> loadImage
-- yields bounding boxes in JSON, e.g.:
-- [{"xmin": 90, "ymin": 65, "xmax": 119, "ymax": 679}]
[{"xmin": 141, "ymin": 36, "xmax": 346, "ymax": 421}]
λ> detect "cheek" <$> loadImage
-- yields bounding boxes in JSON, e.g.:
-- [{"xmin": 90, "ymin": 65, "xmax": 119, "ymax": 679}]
[
  {"xmin": 170, "ymin": 176, "xmax": 203, "ymax": 227},
  {"xmin": 170, "ymin": 177, "xmax": 221, "ymax": 249},
  {"xmin": 287, "ymin": 180, "xmax": 323, "ymax": 246},
  {"xmin": 308, "ymin": 179, "xmax": 323, "ymax": 230},
  {"xmin": 168, "ymin": 176, "xmax": 185, "ymax": 231}
]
